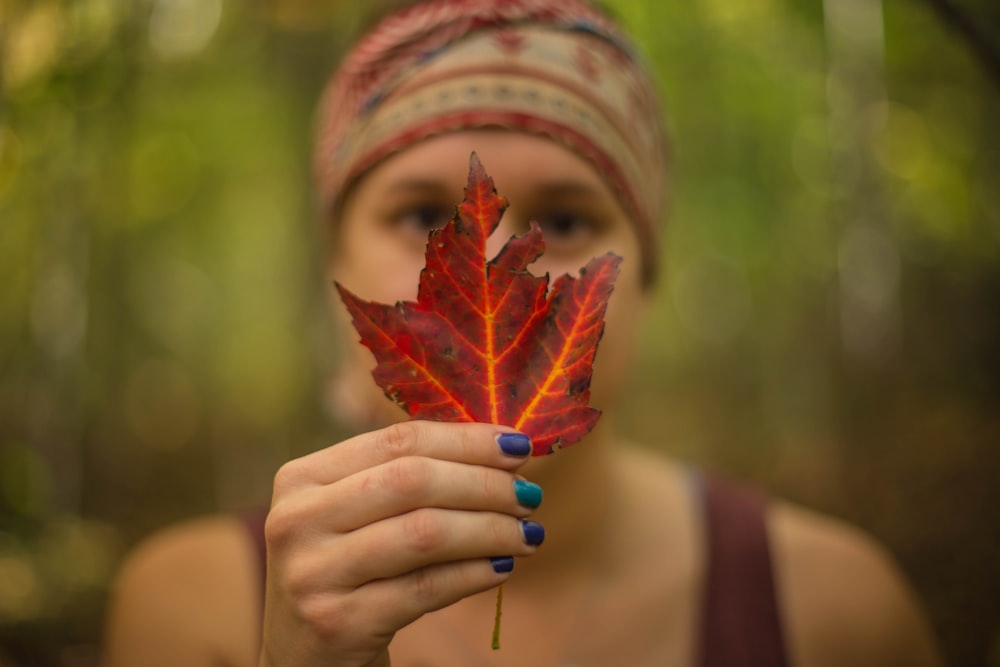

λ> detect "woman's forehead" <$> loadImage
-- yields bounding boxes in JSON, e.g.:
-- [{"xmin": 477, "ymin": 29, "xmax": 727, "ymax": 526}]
[{"xmin": 357, "ymin": 131, "xmax": 615, "ymax": 199}]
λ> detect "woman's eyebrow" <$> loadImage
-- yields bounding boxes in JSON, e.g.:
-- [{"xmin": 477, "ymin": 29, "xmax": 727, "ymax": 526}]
[
  {"xmin": 379, "ymin": 178, "xmax": 454, "ymax": 197},
  {"xmin": 532, "ymin": 181, "xmax": 605, "ymax": 200},
  {"xmin": 523, "ymin": 182, "xmax": 616, "ymax": 213}
]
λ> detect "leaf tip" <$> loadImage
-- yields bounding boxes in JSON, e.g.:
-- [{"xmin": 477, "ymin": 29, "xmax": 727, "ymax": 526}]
[{"xmin": 468, "ymin": 151, "xmax": 489, "ymax": 186}]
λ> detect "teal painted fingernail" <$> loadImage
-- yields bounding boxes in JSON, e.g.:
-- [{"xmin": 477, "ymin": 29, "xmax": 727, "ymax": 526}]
[{"xmin": 513, "ymin": 480, "xmax": 543, "ymax": 509}]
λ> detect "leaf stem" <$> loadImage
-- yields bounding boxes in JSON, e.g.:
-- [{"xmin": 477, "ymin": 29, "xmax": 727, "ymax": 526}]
[{"xmin": 491, "ymin": 583, "xmax": 504, "ymax": 650}]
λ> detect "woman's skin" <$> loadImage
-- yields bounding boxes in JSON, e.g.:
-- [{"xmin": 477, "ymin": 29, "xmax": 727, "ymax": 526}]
[{"xmin": 103, "ymin": 131, "xmax": 942, "ymax": 667}]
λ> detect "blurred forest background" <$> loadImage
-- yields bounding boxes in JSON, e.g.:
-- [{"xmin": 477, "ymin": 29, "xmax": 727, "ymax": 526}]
[{"xmin": 1, "ymin": 0, "xmax": 998, "ymax": 665}]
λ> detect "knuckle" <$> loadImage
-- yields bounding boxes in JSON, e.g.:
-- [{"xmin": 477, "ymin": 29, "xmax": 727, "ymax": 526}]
[
  {"xmin": 382, "ymin": 457, "xmax": 431, "ymax": 499},
  {"xmin": 409, "ymin": 566, "xmax": 438, "ymax": 601},
  {"xmin": 276, "ymin": 554, "xmax": 358, "ymax": 637},
  {"xmin": 297, "ymin": 594, "xmax": 353, "ymax": 641},
  {"xmin": 271, "ymin": 545, "xmax": 324, "ymax": 598},
  {"xmin": 263, "ymin": 504, "xmax": 296, "ymax": 548},
  {"xmin": 377, "ymin": 422, "xmax": 418, "ymax": 459},
  {"xmin": 278, "ymin": 557, "xmax": 314, "ymax": 599},
  {"xmin": 272, "ymin": 460, "xmax": 302, "ymax": 496},
  {"xmin": 403, "ymin": 509, "xmax": 444, "ymax": 554}
]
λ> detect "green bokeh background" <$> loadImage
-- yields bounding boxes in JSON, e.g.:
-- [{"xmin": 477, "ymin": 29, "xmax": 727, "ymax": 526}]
[{"xmin": 1, "ymin": 1, "xmax": 998, "ymax": 665}]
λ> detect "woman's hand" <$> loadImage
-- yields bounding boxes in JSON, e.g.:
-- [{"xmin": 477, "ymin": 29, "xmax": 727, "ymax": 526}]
[{"xmin": 258, "ymin": 421, "xmax": 544, "ymax": 667}]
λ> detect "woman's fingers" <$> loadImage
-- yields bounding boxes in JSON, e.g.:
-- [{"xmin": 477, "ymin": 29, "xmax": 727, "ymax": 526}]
[
  {"xmin": 328, "ymin": 508, "xmax": 543, "ymax": 587},
  {"xmin": 360, "ymin": 558, "xmax": 514, "ymax": 634},
  {"xmin": 272, "ymin": 509, "xmax": 539, "ymax": 594},
  {"xmin": 265, "ymin": 506, "xmax": 540, "ymax": 653},
  {"xmin": 272, "ymin": 457, "xmax": 541, "ymax": 535},
  {"xmin": 272, "ymin": 558, "xmax": 513, "ymax": 653},
  {"xmin": 273, "ymin": 421, "xmax": 531, "ymax": 493}
]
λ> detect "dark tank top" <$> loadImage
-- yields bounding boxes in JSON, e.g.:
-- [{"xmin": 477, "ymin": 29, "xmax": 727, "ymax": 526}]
[{"xmin": 241, "ymin": 472, "xmax": 789, "ymax": 667}]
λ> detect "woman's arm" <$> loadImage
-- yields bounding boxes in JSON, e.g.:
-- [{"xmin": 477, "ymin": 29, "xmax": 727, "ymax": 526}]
[
  {"xmin": 773, "ymin": 503, "xmax": 943, "ymax": 667},
  {"xmin": 103, "ymin": 517, "xmax": 261, "ymax": 667}
]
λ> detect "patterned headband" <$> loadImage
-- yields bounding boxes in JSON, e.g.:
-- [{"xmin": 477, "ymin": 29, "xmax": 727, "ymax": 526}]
[{"xmin": 315, "ymin": 0, "xmax": 667, "ymax": 283}]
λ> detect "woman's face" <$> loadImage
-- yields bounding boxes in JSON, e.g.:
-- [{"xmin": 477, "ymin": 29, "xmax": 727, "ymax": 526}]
[{"xmin": 328, "ymin": 130, "xmax": 649, "ymax": 430}]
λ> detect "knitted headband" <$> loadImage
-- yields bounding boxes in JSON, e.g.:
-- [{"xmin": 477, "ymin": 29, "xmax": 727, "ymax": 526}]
[{"xmin": 315, "ymin": 0, "xmax": 667, "ymax": 283}]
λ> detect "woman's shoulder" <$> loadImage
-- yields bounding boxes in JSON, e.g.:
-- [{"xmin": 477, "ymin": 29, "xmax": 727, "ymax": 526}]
[
  {"xmin": 618, "ymin": 448, "xmax": 941, "ymax": 667},
  {"xmin": 769, "ymin": 501, "xmax": 942, "ymax": 667},
  {"xmin": 103, "ymin": 514, "xmax": 261, "ymax": 667}
]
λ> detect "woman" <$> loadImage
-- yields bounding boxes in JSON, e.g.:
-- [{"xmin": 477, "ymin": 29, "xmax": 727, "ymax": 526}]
[{"xmin": 103, "ymin": 1, "xmax": 942, "ymax": 666}]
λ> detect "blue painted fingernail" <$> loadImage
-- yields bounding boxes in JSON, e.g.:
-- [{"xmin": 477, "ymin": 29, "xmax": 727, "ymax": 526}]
[
  {"xmin": 496, "ymin": 432, "xmax": 531, "ymax": 457},
  {"xmin": 521, "ymin": 520, "xmax": 545, "ymax": 546},
  {"xmin": 490, "ymin": 556, "xmax": 514, "ymax": 573},
  {"xmin": 513, "ymin": 480, "xmax": 543, "ymax": 509}
]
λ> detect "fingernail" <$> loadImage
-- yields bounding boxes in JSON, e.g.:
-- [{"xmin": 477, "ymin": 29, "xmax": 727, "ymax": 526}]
[
  {"xmin": 496, "ymin": 432, "xmax": 531, "ymax": 457},
  {"xmin": 490, "ymin": 556, "xmax": 514, "ymax": 573},
  {"xmin": 513, "ymin": 480, "xmax": 543, "ymax": 509},
  {"xmin": 521, "ymin": 520, "xmax": 545, "ymax": 546}
]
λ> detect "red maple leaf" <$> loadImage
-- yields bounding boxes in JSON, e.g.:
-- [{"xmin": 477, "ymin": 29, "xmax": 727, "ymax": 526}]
[{"xmin": 335, "ymin": 153, "xmax": 620, "ymax": 456}]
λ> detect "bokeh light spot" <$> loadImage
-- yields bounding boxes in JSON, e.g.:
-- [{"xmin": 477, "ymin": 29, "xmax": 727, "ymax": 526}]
[
  {"xmin": 838, "ymin": 224, "xmax": 900, "ymax": 312},
  {"xmin": 65, "ymin": 0, "xmax": 119, "ymax": 66},
  {"xmin": 0, "ymin": 549, "xmax": 43, "ymax": 622},
  {"xmin": 838, "ymin": 224, "xmax": 901, "ymax": 361},
  {"xmin": 2, "ymin": 3, "xmax": 66, "ymax": 92},
  {"xmin": 874, "ymin": 102, "xmax": 933, "ymax": 181},
  {"xmin": 127, "ymin": 131, "xmax": 202, "ymax": 223},
  {"xmin": 38, "ymin": 518, "xmax": 120, "ymax": 594},
  {"xmin": 29, "ymin": 263, "xmax": 88, "ymax": 360},
  {"xmin": 149, "ymin": 0, "xmax": 223, "ymax": 61},
  {"xmin": 128, "ymin": 256, "xmax": 213, "ymax": 355}
]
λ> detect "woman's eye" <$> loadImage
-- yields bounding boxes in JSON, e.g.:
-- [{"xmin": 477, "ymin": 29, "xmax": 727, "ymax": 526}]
[
  {"xmin": 393, "ymin": 205, "xmax": 452, "ymax": 239},
  {"xmin": 534, "ymin": 212, "xmax": 595, "ymax": 243}
]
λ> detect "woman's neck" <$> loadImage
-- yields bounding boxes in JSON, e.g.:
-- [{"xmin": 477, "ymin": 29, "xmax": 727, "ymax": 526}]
[
  {"xmin": 509, "ymin": 419, "xmax": 625, "ymax": 586},
  {"xmin": 398, "ymin": 426, "xmax": 702, "ymax": 667}
]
